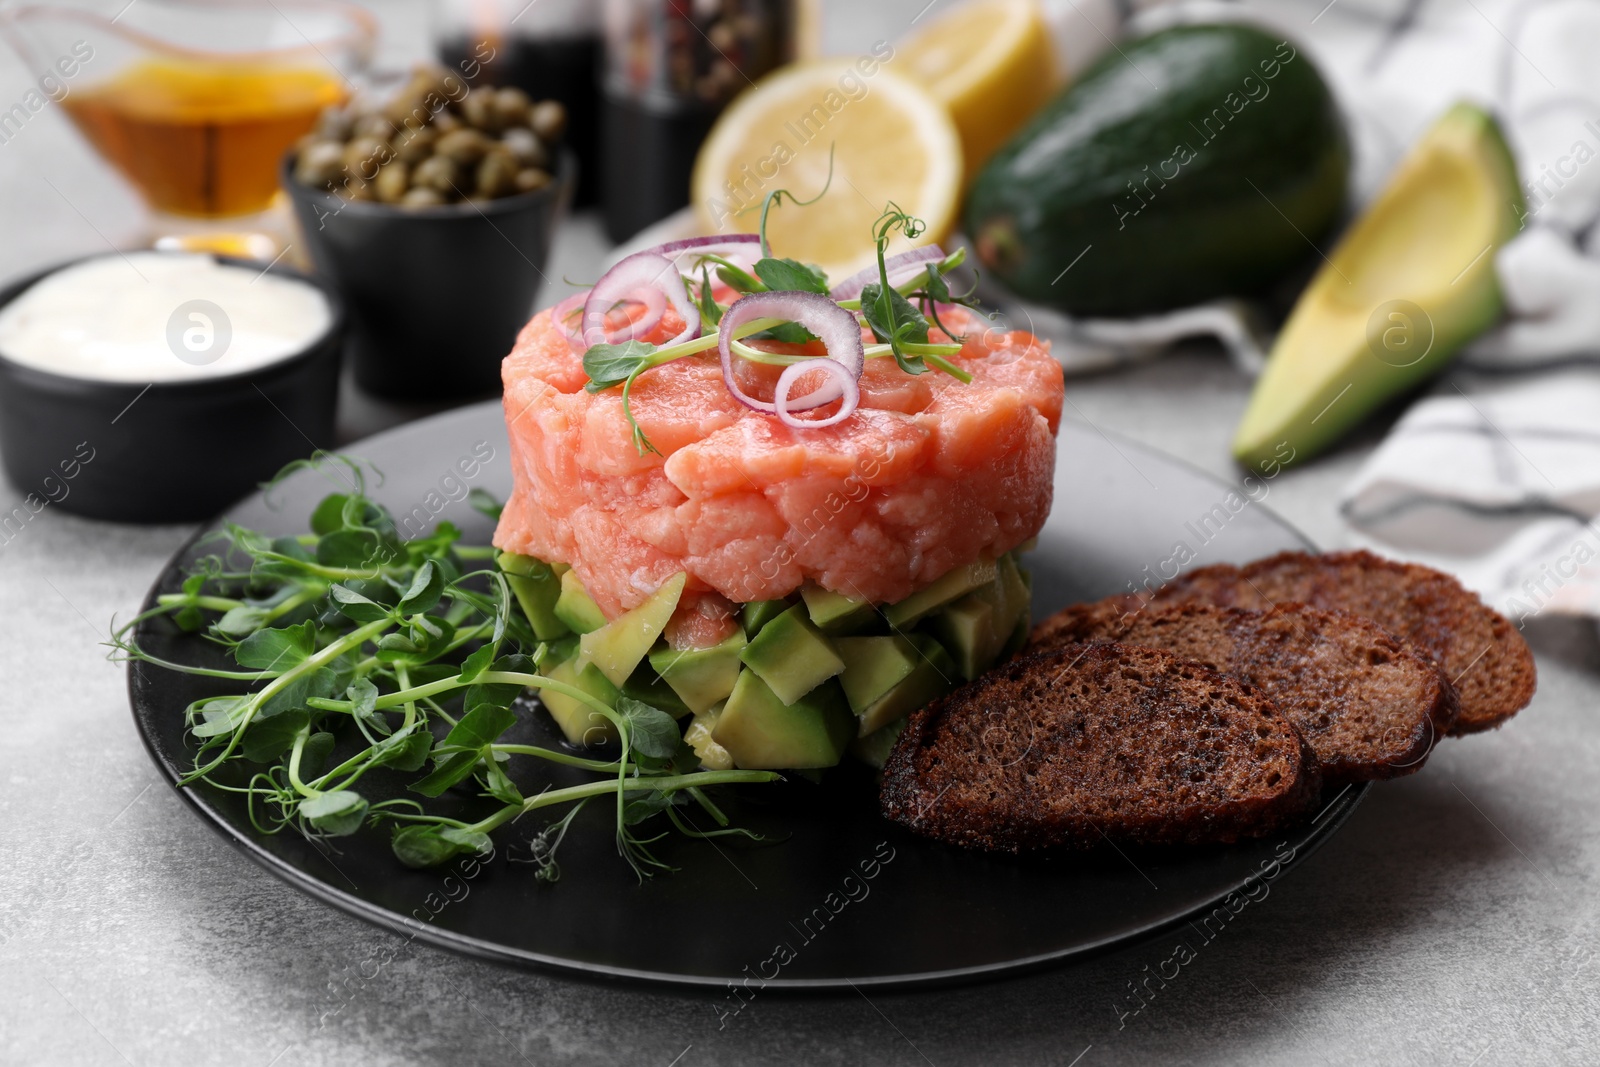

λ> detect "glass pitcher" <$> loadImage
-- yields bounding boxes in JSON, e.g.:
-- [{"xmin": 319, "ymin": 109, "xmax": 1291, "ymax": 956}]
[{"xmin": 0, "ymin": 0, "xmax": 375, "ymax": 254}]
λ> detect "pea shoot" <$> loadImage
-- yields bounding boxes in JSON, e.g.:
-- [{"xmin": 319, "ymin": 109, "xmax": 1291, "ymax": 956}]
[{"xmin": 112, "ymin": 456, "xmax": 777, "ymax": 881}]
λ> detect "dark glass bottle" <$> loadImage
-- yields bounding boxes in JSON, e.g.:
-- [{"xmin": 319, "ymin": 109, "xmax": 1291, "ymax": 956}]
[{"xmin": 600, "ymin": 0, "xmax": 798, "ymax": 241}]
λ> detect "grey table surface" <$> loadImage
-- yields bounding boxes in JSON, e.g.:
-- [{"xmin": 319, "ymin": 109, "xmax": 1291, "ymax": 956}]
[{"xmin": 2, "ymin": 2, "xmax": 1597, "ymax": 1065}]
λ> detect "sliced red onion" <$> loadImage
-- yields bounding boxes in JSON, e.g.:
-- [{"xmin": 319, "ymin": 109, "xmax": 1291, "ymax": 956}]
[
  {"xmin": 602, "ymin": 286, "xmax": 667, "ymax": 342},
  {"xmin": 582, "ymin": 252, "xmax": 699, "ymax": 349},
  {"xmin": 718, "ymin": 291, "xmax": 864, "ymax": 423},
  {"xmin": 647, "ymin": 233, "xmax": 761, "ymax": 273},
  {"xmin": 829, "ymin": 245, "xmax": 947, "ymax": 302},
  {"xmin": 774, "ymin": 358, "xmax": 858, "ymax": 428},
  {"xmin": 551, "ymin": 291, "xmax": 588, "ymax": 346}
]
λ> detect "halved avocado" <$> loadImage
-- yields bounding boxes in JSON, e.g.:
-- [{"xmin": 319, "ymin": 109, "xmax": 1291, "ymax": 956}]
[
  {"xmin": 1234, "ymin": 102, "xmax": 1523, "ymax": 469},
  {"xmin": 497, "ymin": 552, "xmax": 570, "ymax": 641},
  {"xmin": 553, "ymin": 570, "xmax": 608, "ymax": 634},
  {"xmin": 576, "ymin": 572, "xmax": 686, "ymax": 686},
  {"xmin": 712, "ymin": 670, "xmax": 854, "ymax": 769},
  {"xmin": 538, "ymin": 657, "xmax": 620, "ymax": 745},
  {"xmin": 739, "ymin": 604, "xmax": 845, "ymax": 705},
  {"xmin": 649, "ymin": 630, "xmax": 747, "ymax": 714},
  {"xmin": 883, "ymin": 559, "xmax": 1000, "ymax": 629}
]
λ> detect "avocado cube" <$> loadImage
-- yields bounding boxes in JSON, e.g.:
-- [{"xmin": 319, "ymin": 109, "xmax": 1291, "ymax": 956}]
[
  {"xmin": 576, "ymin": 572, "xmax": 686, "ymax": 686},
  {"xmin": 884, "ymin": 559, "xmax": 1000, "ymax": 629},
  {"xmin": 741, "ymin": 599, "xmax": 791, "ymax": 638},
  {"xmin": 800, "ymin": 584, "xmax": 875, "ymax": 634},
  {"xmin": 712, "ymin": 670, "xmax": 854, "ymax": 769},
  {"xmin": 684, "ymin": 702, "xmax": 735, "ymax": 771},
  {"xmin": 927, "ymin": 594, "xmax": 1000, "ymax": 681},
  {"xmin": 649, "ymin": 630, "xmax": 747, "ymax": 714},
  {"xmin": 849, "ymin": 717, "xmax": 907, "ymax": 770},
  {"xmin": 497, "ymin": 552, "xmax": 570, "ymax": 641},
  {"xmin": 739, "ymin": 604, "xmax": 846, "ymax": 705},
  {"xmin": 538, "ymin": 656, "xmax": 620, "ymax": 745},
  {"xmin": 854, "ymin": 635, "xmax": 955, "ymax": 736},
  {"xmin": 835, "ymin": 635, "xmax": 917, "ymax": 714},
  {"xmin": 553, "ymin": 569, "xmax": 608, "ymax": 634}
]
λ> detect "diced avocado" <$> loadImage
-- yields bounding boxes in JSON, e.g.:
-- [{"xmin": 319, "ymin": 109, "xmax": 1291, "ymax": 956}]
[
  {"xmin": 649, "ymin": 630, "xmax": 747, "ymax": 714},
  {"xmin": 739, "ymin": 604, "xmax": 846, "ymax": 705},
  {"xmin": 576, "ymin": 572, "xmax": 686, "ymax": 686},
  {"xmin": 741, "ymin": 599, "xmax": 791, "ymax": 638},
  {"xmin": 998, "ymin": 555, "xmax": 1033, "ymax": 658},
  {"xmin": 884, "ymin": 559, "xmax": 1000, "ymax": 629},
  {"xmin": 684, "ymin": 702, "xmax": 735, "ymax": 771},
  {"xmin": 854, "ymin": 635, "xmax": 954, "ymax": 736},
  {"xmin": 497, "ymin": 552, "xmax": 570, "ymax": 641},
  {"xmin": 1233, "ymin": 102, "xmax": 1522, "ymax": 469},
  {"xmin": 537, "ymin": 657, "xmax": 620, "ymax": 745},
  {"xmin": 620, "ymin": 664, "xmax": 691, "ymax": 718},
  {"xmin": 928, "ymin": 593, "xmax": 1000, "ymax": 681},
  {"xmin": 849, "ymin": 717, "xmax": 907, "ymax": 770},
  {"xmin": 836, "ymin": 635, "xmax": 916, "ymax": 714},
  {"xmin": 712, "ymin": 670, "xmax": 854, "ymax": 769},
  {"xmin": 800, "ymin": 584, "xmax": 874, "ymax": 634},
  {"xmin": 553, "ymin": 569, "xmax": 607, "ymax": 634}
]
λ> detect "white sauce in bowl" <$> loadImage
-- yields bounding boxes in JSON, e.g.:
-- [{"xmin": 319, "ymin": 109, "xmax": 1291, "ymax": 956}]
[{"xmin": 0, "ymin": 252, "xmax": 334, "ymax": 383}]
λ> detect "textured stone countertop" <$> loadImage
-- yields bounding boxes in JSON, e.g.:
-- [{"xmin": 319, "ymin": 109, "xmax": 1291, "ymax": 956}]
[{"xmin": 1, "ymin": 2, "xmax": 1595, "ymax": 1064}]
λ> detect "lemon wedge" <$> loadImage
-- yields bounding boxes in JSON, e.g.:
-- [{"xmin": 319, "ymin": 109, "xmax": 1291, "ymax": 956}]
[
  {"xmin": 691, "ymin": 59, "xmax": 962, "ymax": 282},
  {"xmin": 898, "ymin": 0, "xmax": 1057, "ymax": 173}
]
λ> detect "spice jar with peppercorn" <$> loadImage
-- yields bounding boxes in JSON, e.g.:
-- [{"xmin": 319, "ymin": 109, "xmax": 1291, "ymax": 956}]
[
  {"xmin": 599, "ymin": 0, "xmax": 802, "ymax": 242},
  {"xmin": 281, "ymin": 66, "xmax": 574, "ymax": 400}
]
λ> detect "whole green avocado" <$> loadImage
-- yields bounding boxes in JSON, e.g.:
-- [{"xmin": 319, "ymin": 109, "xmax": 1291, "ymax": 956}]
[{"xmin": 965, "ymin": 23, "xmax": 1349, "ymax": 317}]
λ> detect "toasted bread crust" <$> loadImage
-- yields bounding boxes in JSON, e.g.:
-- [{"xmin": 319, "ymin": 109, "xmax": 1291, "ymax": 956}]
[
  {"xmin": 1031, "ymin": 602, "xmax": 1459, "ymax": 784},
  {"xmin": 881, "ymin": 642, "xmax": 1321, "ymax": 853},
  {"xmin": 1117, "ymin": 550, "xmax": 1534, "ymax": 735}
]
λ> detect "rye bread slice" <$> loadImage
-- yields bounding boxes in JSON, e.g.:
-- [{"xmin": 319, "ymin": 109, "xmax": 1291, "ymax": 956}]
[
  {"xmin": 1122, "ymin": 550, "xmax": 1534, "ymax": 735},
  {"xmin": 880, "ymin": 642, "xmax": 1321, "ymax": 852},
  {"xmin": 1031, "ymin": 602, "xmax": 1459, "ymax": 784}
]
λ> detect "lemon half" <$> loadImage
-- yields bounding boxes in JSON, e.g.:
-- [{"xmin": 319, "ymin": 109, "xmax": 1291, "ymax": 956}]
[{"xmin": 691, "ymin": 59, "xmax": 962, "ymax": 283}]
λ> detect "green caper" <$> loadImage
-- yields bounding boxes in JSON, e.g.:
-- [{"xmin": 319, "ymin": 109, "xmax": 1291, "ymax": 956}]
[
  {"xmin": 412, "ymin": 154, "xmax": 463, "ymax": 195},
  {"xmin": 400, "ymin": 186, "xmax": 447, "ymax": 208},
  {"xmin": 374, "ymin": 161, "xmax": 410, "ymax": 204},
  {"xmin": 476, "ymin": 149, "xmax": 519, "ymax": 198},
  {"xmin": 342, "ymin": 136, "xmax": 391, "ymax": 181},
  {"xmin": 294, "ymin": 141, "xmax": 347, "ymax": 187},
  {"xmin": 392, "ymin": 124, "xmax": 437, "ymax": 164},
  {"xmin": 458, "ymin": 88, "xmax": 498, "ymax": 132},
  {"xmin": 338, "ymin": 176, "xmax": 375, "ymax": 201},
  {"xmin": 435, "ymin": 127, "xmax": 491, "ymax": 165},
  {"xmin": 528, "ymin": 100, "xmax": 567, "ymax": 144},
  {"xmin": 514, "ymin": 168, "xmax": 552, "ymax": 194},
  {"xmin": 499, "ymin": 127, "xmax": 549, "ymax": 169},
  {"xmin": 492, "ymin": 86, "xmax": 532, "ymax": 128}
]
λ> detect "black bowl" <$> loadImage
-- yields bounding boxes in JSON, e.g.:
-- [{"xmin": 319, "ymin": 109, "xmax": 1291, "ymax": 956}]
[
  {"xmin": 0, "ymin": 255, "xmax": 345, "ymax": 524},
  {"xmin": 282, "ymin": 151, "xmax": 572, "ymax": 401}
]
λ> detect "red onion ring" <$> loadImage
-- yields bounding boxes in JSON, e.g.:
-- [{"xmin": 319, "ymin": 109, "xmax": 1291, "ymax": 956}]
[
  {"xmin": 582, "ymin": 252, "xmax": 700, "ymax": 349},
  {"xmin": 646, "ymin": 233, "xmax": 761, "ymax": 273},
  {"xmin": 774, "ymin": 359, "xmax": 858, "ymax": 428},
  {"xmin": 829, "ymin": 245, "xmax": 947, "ymax": 302},
  {"xmin": 718, "ymin": 291, "xmax": 864, "ymax": 424}
]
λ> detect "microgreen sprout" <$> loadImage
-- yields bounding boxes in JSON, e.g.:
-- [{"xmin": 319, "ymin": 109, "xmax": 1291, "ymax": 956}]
[{"xmin": 113, "ymin": 459, "xmax": 779, "ymax": 879}]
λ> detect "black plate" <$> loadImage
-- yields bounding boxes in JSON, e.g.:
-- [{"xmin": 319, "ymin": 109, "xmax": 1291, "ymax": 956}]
[{"xmin": 128, "ymin": 401, "xmax": 1366, "ymax": 990}]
